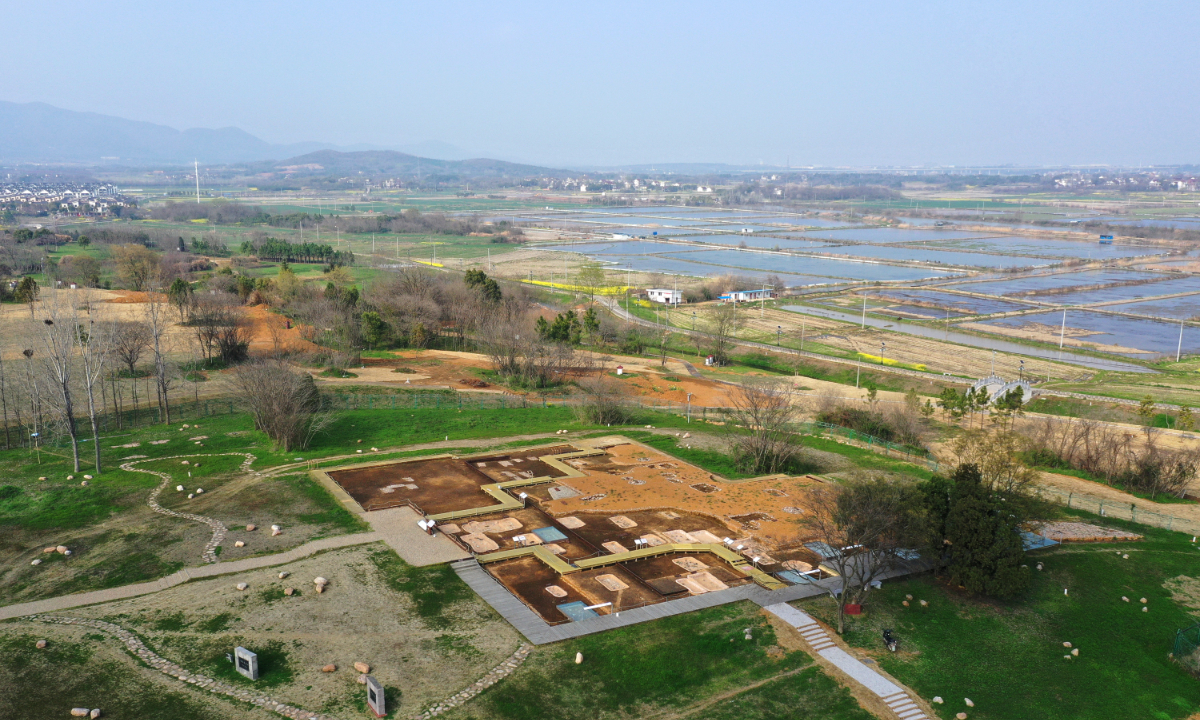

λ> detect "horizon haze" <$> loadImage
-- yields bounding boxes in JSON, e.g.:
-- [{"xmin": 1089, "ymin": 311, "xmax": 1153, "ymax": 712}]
[{"xmin": 3, "ymin": 1, "xmax": 1199, "ymax": 168}]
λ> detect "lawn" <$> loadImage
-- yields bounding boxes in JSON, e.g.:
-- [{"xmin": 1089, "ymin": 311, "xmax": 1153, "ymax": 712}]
[
  {"xmin": 444, "ymin": 601, "xmax": 874, "ymax": 720},
  {"xmin": 0, "ymin": 630, "xmax": 238, "ymax": 720},
  {"xmin": 797, "ymin": 511, "xmax": 1200, "ymax": 720}
]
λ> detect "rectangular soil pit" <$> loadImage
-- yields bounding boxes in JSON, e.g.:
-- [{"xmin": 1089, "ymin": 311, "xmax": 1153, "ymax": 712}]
[
  {"xmin": 729, "ymin": 512, "xmax": 775, "ymax": 530},
  {"xmin": 465, "ymin": 508, "xmax": 598, "ymax": 560},
  {"xmin": 469, "ymin": 446, "xmax": 576, "ymax": 483},
  {"xmin": 562, "ymin": 567, "xmax": 662, "ymax": 610},
  {"xmin": 485, "ymin": 555, "xmax": 593, "ymax": 623},
  {"xmin": 328, "ymin": 457, "xmax": 498, "ymax": 514},
  {"xmin": 621, "ymin": 553, "xmax": 749, "ymax": 590},
  {"xmin": 563, "ymin": 510, "xmax": 734, "ymax": 554}
]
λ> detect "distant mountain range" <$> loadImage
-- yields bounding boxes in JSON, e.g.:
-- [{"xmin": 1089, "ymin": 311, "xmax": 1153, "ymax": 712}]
[
  {"xmin": 0, "ymin": 101, "xmax": 492, "ymax": 167},
  {"xmin": 257, "ymin": 149, "xmax": 567, "ymax": 179}
]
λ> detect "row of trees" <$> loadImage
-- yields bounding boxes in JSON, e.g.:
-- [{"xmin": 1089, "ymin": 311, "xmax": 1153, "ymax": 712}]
[
  {"xmin": 1019, "ymin": 415, "xmax": 1198, "ymax": 499},
  {"xmin": 239, "ymin": 237, "xmax": 354, "ymax": 267},
  {"xmin": 936, "ymin": 385, "xmax": 1026, "ymax": 428},
  {"xmin": 0, "ymin": 286, "xmax": 175, "ymax": 473}
]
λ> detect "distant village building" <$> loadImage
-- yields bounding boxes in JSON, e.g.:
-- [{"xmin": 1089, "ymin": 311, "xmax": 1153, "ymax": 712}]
[
  {"xmin": 646, "ymin": 288, "xmax": 682, "ymax": 304},
  {"xmin": 719, "ymin": 289, "xmax": 775, "ymax": 303}
]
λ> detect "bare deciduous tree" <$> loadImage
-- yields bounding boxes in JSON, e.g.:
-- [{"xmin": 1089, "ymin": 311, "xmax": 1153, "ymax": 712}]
[
  {"xmin": 144, "ymin": 281, "xmax": 174, "ymax": 424},
  {"xmin": 0, "ymin": 345, "xmax": 10, "ymax": 449},
  {"xmin": 36, "ymin": 292, "xmax": 83, "ymax": 471},
  {"xmin": 227, "ymin": 360, "xmax": 331, "ymax": 451},
  {"xmin": 111, "ymin": 321, "xmax": 152, "ymax": 377},
  {"xmin": 75, "ymin": 291, "xmax": 112, "ymax": 472},
  {"xmin": 575, "ymin": 376, "xmax": 632, "ymax": 425},
  {"xmin": 803, "ymin": 478, "xmax": 925, "ymax": 633},
  {"xmin": 704, "ymin": 302, "xmax": 745, "ymax": 366},
  {"xmin": 726, "ymin": 379, "xmax": 803, "ymax": 474}
]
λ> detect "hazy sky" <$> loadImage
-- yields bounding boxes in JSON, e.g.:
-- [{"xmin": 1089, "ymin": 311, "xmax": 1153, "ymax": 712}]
[{"xmin": 4, "ymin": 1, "xmax": 1199, "ymax": 168}]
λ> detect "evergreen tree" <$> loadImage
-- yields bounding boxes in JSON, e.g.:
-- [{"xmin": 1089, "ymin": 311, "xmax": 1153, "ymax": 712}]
[
  {"xmin": 361, "ymin": 311, "xmax": 389, "ymax": 349},
  {"xmin": 942, "ymin": 464, "xmax": 1031, "ymax": 598}
]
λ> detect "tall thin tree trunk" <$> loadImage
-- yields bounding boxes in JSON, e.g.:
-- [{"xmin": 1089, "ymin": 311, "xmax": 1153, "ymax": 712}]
[
  {"xmin": 86, "ymin": 379, "xmax": 101, "ymax": 472},
  {"xmin": 0, "ymin": 353, "xmax": 10, "ymax": 450},
  {"xmin": 62, "ymin": 380, "xmax": 80, "ymax": 472}
]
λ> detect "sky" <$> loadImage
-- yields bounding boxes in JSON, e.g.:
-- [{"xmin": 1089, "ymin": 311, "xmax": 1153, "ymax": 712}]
[{"xmin": 3, "ymin": 0, "xmax": 1199, "ymax": 168}]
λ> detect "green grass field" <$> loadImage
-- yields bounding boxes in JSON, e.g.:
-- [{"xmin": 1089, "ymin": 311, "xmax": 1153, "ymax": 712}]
[
  {"xmin": 445, "ymin": 602, "xmax": 873, "ymax": 720},
  {"xmin": 0, "ymin": 630, "xmax": 236, "ymax": 720},
  {"xmin": 799, "ymin": 511, "xmax": 1200, "ymax": 720}
]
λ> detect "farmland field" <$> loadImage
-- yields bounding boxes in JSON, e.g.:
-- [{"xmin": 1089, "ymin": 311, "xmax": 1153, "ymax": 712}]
[
  {"xmin": 942, "ymin": 269, "xmax": 1168, "ymax": 296},
  {"xmin": 873, "ymin": 289, "xmax": 1033, "ymax": 315},
  {"xmin": 1105, "ymin": 294, "xmax": 1200, "ymax": 320},
  {"xmin": 979, "ymin": 309, "xmax": 1200, "ymax": 356},
  {"xmin": 825, "ymin": 243, "xmax": 1044, "ymax": 269}
]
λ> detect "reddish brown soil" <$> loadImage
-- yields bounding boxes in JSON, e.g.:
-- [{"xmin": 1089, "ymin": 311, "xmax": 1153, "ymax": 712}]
[
  {"xmin": 560, "ymin": 509, "xmax": 732, "ymax": 555},
  {"xmin": 561, "ymin": 566, "xmax": 661, "ymax": 610},
  {"xmin": 621, "ymin": 553, "xmax": 750, "ymax": 589},
  {"xmin": 453, "ymin": 507, "xmax": 598, "ymax": 562},
  {"xmin": 545, "ymin": 443, "xmax": 823, "ymax": 550},
  {"xmin": 328, "ymin": 457, "xmax": 496, "ymax": 514}
]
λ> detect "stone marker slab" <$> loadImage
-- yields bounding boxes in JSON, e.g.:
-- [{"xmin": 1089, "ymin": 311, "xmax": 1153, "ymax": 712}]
[
  {"xmin": 365, "ymin": 674, "xmax": 386, "ymax": 717},
  {"xmin": 234, "ymin": 646, "xmax": 259, "ymax": 680}
]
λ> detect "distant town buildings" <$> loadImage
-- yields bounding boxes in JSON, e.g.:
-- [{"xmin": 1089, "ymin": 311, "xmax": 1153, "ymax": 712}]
[{"xmin": 0, "ymin": 181, "xmax": 128, "ymax": 217}]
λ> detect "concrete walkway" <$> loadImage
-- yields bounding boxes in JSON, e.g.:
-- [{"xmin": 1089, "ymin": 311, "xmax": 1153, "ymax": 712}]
[
  {"xmin": 764, "ymin": 603, "xmax": 930, "ymax": 720},
  {"xmin": 364, "ymin": 507, "xmax": 471, "ymax": 566},
  {"xmin": 455, "ymin": 555, "xmax": 923, "ymax": 647}
]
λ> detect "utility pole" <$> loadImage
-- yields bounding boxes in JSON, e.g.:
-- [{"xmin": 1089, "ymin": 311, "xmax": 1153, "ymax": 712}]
[
  {"xmin": 194, "ymin": 160, "xmax": 201, "ymax": 204},
  {"xmin": 1178, "ymin": 319, "xmax": 1185, "ymax": 363},
  {"xmin": 861, "ymin": 294, "xmax": 867, "ymax": 329},
  {"xmin": 1059, "ymin": 309, "xmax": 1067, "ymax": 359}
]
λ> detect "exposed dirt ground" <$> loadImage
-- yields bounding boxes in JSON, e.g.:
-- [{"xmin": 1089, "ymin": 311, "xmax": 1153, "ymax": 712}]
[
  {"xmin": 325, "ymin": 439, "xmax": 828, "ymax": 624},
  {"xmin": 544, "ymin": 442, "xmax": 823, "ymax": 552}
]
